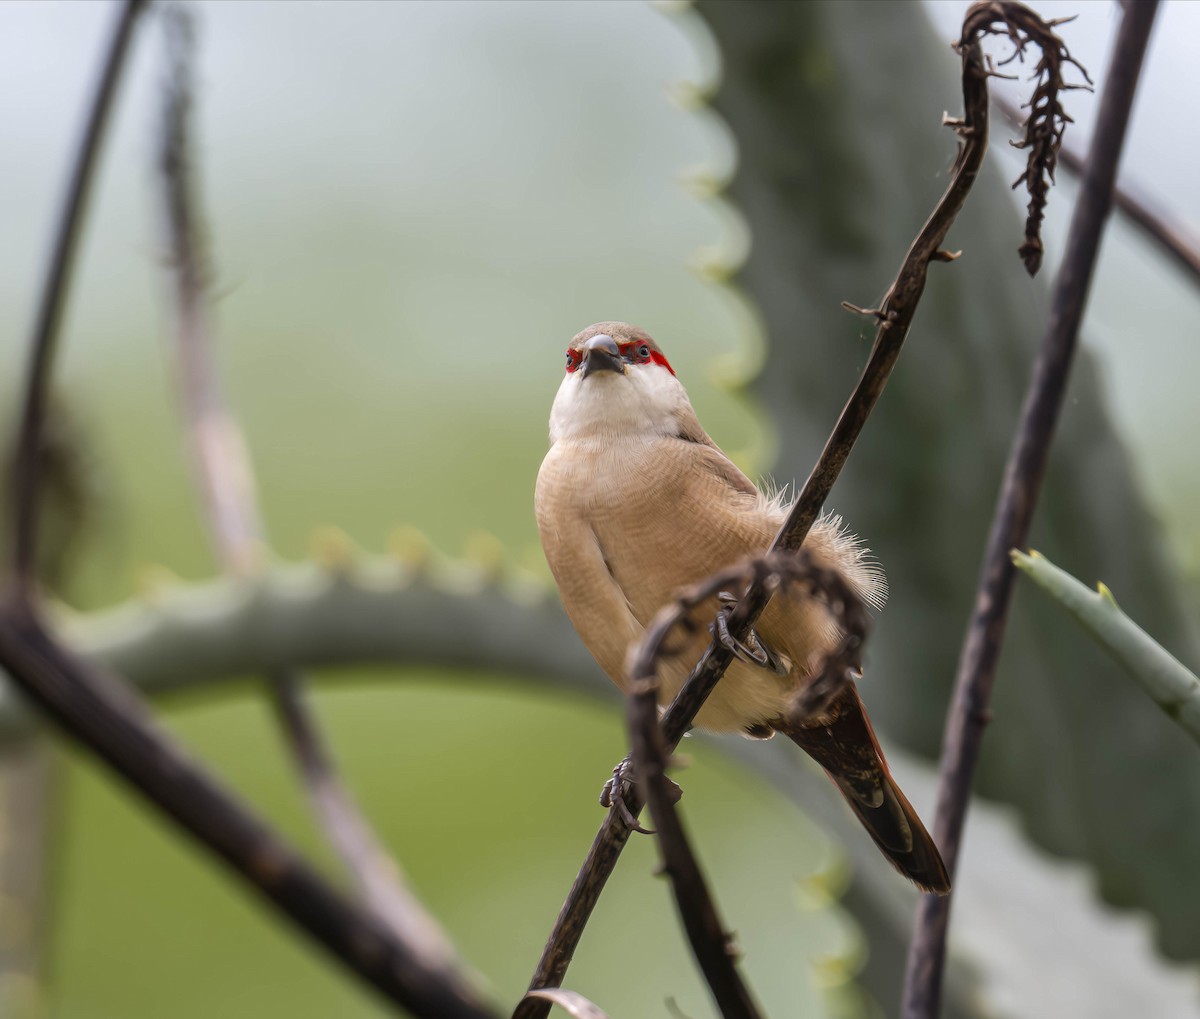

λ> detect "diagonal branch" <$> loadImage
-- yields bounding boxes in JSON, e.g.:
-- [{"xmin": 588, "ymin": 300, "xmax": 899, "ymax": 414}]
[
  {"xmin": 0, "ymin": 601, "xmax": 497, "ymax": 1019},
  {"xmin": 154, "ymin": 4, "xmax": 462, "ymax": 971},
  {"xmin": 518, "ymin": 8, "xmax": 1003, "ymax": 1014},
  {"xmin": 7, "ymin": 0, "xmax": 146, "ymax": 595},
  {"xmin": 994, "ymin": 93, "xmax": 1200, "ymax": 285},
  {"xmin": 902, "ymin": 4, "xmax": 1161, "ymax": 1017}
]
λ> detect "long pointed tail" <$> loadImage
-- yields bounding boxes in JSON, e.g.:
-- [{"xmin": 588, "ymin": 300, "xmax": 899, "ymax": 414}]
[{"xmin": 777, "ymin": 686, "xmax": 950, "ymax": 895}]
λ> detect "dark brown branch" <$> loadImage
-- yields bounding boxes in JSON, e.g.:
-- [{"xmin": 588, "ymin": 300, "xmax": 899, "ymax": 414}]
[
  {"xmin": 902, "ymin": 4, "xmax": 1160, "ymax": 1018},
  {"xmin": 625, "ymin": 553, "xmax": 870, "ymax": 1019},
  {"xmin": 0, "ymin": 601, "xmax": 497, "ymax": 1019},
  {"xmin": 7, "ymin": 0, "xmax": 146, "ymax": 595},
  {"xmin": 994, "ymin": 93, "xmax": 1200, "ymax": 285},
  {"xmin": 516, "ymin": 10, "xmax": 997, "ymax": 1017},
  {"xmin": 155, "ymin": 5, "xmax": 462, "ymax": 971}
]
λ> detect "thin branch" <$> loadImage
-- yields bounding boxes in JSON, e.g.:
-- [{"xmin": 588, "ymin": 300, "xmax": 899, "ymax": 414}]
[
  {"xmin": 157, "ymin": 4, "xmax": 264, "ymax": 575},
  {"xmin": 155, "ymin": 3, "xmax": 461, "ymax": 970},
  {"xmin": 994, "ymin": 93, "xmax": 1200, "ymax": 285},
  {"xmin": 0, "ymin": 744, "xmax": 55, "ymax": 1019},
  {"xmin": 0, "ymin": 7, "xmax": 496, "ymax": 1015},
  {"xmin": 0, "ymin": 601, "xmax": 497, "ymax": 1019},
  {"xmin": 268, "ymin": 669, "xmax": 465, "ymax": 968},
  {"xmin": 7, "ymin": 0, "xmax": 146, "ymax": 595},
  {"xmin": 626, "ymin": 552, "xmax": 870, "ymax": 1019},
  {"xmin": 518, "ymin": 10, "xmax": 999, "ymax": 1012},
  {"xmin": 902, "ymin": 4, "xmax": 1160, "ymax": 1017}
]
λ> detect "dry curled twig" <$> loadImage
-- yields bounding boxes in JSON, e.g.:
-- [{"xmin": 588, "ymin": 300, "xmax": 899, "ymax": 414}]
[
  {"xmin": 995, "ymin": 93, "xmax": 1200, "ymax": 285},
  {"xmin": 961, "ymin": 2, "xmax": 1092, "ymax": 275},
  {"xmin": 902, "ymin": 3, "xmax": 1161, "ymax": 1017},
  {"xmin": 520, "ymin": 988, "xmax": 611, "ymax": 1019},
  {"xmin": 624, "ymin": 552, "xmax": 870, "ymax": 1019}
]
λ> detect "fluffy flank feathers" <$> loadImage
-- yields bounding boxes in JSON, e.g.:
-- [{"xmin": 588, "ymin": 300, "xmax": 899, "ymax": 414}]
[
  {"xmin": 817, "ymin": 512, "xmax": 888, "ymax": 611},
  {"xmin": 753, "ymin": 479, "xmax": 886, "ymax": 611}
]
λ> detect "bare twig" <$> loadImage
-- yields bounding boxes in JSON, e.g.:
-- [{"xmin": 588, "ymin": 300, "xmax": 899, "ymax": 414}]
[
  {"xmin": 7, "ymin": 0, "xmax": 146, "ymax": 595},
  {"xmin": 902, "ymin": 5, "xmax": 1160, "ymax": 1017},
  {"xmin": 994, "ymin": 93, "xmax": 1200, "ymax": 285},
  {"xmin": 518, "ymin": 11, "xmax": 1000, "ymax": 1013},
  {"xmin": 625, "ymin": 553, "xmax": 870, "ymax": 1019},
  {"xmin": 0, "ymin": 745, "xmax": 55, "ymax": 1019},
  {"xmin": 268, "ymin": 669, "xmax": 464, "ymax": 966},
  {"xmin": 155, "ymin": 4, "xmax": 461, "ymax": 970},
  {"xmin": 157, "ymin": 5, "xmax": 263, "ymax": 574}
]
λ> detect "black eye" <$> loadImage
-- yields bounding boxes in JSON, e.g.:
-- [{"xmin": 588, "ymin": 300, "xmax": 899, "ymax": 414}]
[{"xmin": 638, "ymin": 344, "xmax": 650, "ymax": 359}]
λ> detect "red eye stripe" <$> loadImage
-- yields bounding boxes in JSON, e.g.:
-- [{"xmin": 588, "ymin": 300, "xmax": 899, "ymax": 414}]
[
  {"xmin": 565, "ymin": 348, "xmax": 582, "ymax": 373},
  {"xmin": 649, "ymin": 350, "xmax": 675, "ymax": 376},
  {"xmin": 615, "ymin": 340, "xmax": 675, "ymax": 376}
]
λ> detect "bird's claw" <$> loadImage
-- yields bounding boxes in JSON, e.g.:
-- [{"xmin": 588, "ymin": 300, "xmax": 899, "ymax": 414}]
[
  {"xmin": 600, "ymin": 757, "xmax": 682, "ymax": 835},
  {"xmin": 712, "ymin": 594, "xmax": 789, "ymax": 675}
]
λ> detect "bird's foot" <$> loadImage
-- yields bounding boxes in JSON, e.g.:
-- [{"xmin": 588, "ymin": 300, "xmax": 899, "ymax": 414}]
[
  {"xmin": 599, "ymin": 755, "xmax": 682, "ymax": 834},
  {"xmin": 712, "ymin": 592, "xmax": 790, "ymax": 675}
]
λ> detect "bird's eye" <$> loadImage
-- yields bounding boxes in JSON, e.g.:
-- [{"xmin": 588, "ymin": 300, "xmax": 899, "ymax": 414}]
[
  {"xmin": 565, "ymin": 349, "xmax": 581, "ymax": 373},
  {"xmin": 637, "ymin": 344, "xmax": 650, "ymax": 359}
]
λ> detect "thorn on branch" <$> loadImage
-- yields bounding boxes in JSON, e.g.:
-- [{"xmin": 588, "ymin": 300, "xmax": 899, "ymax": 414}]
[{"xmin": 840, "ymin": 301, "xmax": 887, "ymax": 320}]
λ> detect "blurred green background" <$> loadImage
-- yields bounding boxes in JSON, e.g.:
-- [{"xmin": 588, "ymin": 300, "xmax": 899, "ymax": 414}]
[{"xmin": 2, "ymin": 1, "xmax": 1199, "ymax": 1017}]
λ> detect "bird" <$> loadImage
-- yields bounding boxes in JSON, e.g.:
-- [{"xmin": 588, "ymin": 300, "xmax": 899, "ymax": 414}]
[{"xmin": 535, "ymin": 321, "xmax": 950, "ymax": 895}]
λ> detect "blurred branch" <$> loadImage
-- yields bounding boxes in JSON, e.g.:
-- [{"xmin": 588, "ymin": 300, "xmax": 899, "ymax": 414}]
[
  {"xmin": 1013, "ymin": 550, "xmax": 1200, "ymax": 745},
  {"xmin": 0, "ymin": 5, "xmax": 144, "ymax": 1007},
  {"xmin": 517, "ymin": 4, "xmax": 1003, "ymax": 1011},
  {"xmin": 0, "ymin": 604, "xmax": 497, "ymax": 1019},
  {"xmin": 157, "ymin": 5, "xmax": 264, "ymax": 574},
  {"xmin": 0, "ymin": 6, "xmax": 497, "ymax": 1016},
  {"xmin": 6, "ymin": 0, "xmax": 145, "ymax": 596},
  {"xmin": 995, "ymin": 93, "xmax": 1200, "ymax": 285},
  {"xmin": 0, "ymin": 744, "xmax": 55, "ymax": 1019},
  {"xmin": 903, "ymin": 5, "xmax": 1160, "ymax": 1018},
  {"xmin": 154, "ymin": 3, "xmax": 463, "ymax": 971}
]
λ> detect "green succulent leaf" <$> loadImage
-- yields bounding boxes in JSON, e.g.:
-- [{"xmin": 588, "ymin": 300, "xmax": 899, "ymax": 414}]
[{"xmin": 1013, "ymin": 549, "xmax": 1200, "ymax": 745}]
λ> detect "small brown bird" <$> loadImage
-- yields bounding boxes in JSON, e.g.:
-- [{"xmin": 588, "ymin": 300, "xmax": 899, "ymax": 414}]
[{"xmin": 535, "ymin": 322, "xmax": 949, "ymax": 894}]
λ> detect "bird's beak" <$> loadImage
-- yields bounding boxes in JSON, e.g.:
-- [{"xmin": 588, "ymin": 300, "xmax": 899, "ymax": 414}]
[{"xmin": 580, "ymin": 334, "xmax": 625, "ymax": 379}]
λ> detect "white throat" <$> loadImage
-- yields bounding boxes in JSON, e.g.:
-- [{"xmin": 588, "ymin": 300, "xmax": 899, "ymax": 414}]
[{"xmin": 548, "ymin": 365, "xmax": 691, "ymax": 445}]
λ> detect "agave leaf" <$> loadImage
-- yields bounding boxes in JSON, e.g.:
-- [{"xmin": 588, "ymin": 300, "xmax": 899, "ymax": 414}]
[{"xmin": 1013, "ymin": 550, "xmax": 1200, "ymax": 745}]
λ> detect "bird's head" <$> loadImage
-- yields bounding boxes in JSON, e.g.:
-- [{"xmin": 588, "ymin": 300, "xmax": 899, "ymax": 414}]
[{"xmin": 548, "ymin": 322, "xmax": 694, "ymax": 444}]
